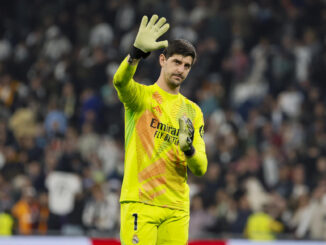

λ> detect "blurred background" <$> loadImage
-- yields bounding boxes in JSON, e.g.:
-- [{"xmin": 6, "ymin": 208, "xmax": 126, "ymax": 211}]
[{"xmin": 0, "ymin": 0, "xmax": 325, "ymax": 242}]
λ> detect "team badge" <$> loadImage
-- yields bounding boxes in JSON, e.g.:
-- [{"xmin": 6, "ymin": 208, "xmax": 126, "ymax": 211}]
[{"xmin": 132, "ymin": 234, "xmax": 139, "ymax": 244}]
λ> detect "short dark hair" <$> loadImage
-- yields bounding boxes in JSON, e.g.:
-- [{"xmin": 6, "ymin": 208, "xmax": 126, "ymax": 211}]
[{"xmin": 162, "ymin": 39, "xmax": 197, "ymax": 64}]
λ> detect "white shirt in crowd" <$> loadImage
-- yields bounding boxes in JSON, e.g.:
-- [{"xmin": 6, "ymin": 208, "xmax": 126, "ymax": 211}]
[{"xmin": 46, "ymin": 171, "xmax": 82, "ymax": 215}]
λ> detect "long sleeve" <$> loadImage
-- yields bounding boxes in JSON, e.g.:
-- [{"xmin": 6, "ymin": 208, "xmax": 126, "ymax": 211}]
[
  {"xmin": 186, "ymin": 110, "xmax": 207, "ymax": 176},
  {"xmin": 113, "ymin": 57, "xmax": 149, "ymax": 111}
]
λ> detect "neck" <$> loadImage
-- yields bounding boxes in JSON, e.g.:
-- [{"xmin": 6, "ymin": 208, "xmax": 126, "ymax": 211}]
[{"xmin": 156, "ymin": 74, "xmax": 180, "ymax": 95}]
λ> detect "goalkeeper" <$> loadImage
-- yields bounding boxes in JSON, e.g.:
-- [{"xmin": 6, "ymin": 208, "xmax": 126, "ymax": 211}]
[{"xmin": 113, "ymin": 14, "xmax": 208, "ymax": 245}]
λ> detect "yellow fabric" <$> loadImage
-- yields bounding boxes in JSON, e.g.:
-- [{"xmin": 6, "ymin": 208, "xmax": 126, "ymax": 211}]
[
  {"xmin": 245, "ymin": 212, "xmax": 283, "ymax": 240},
  {"xmin": 114, "ymin": 58, "xmax": 207, "ymax": 211},
  {"xmin": 0, "ymin": 213, "xmax": 14, "ymax": 235},
  {"xmin": 120, "ymin": 202, "xmax": 189, "ymax": 245}
]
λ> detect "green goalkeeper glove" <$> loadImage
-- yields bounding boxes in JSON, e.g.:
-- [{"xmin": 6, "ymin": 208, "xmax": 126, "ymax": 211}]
[
  {"xmin": 130, "ymin": 14, "xmax": 170, "ymax": 59},
  {"xmin": 179, "ymin": 116, "xmax": 195, "ymax": 157}
]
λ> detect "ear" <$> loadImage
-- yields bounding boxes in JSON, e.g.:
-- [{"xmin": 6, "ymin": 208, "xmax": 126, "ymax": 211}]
[{"xmin": 159, "ymin": 54, "xmax": 166, "ymax": 67}]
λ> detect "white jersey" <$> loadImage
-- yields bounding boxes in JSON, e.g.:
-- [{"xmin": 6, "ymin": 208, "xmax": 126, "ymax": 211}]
[{"xmin": 46, "ymin": 171, "xmax": 82, "ymax": 215}]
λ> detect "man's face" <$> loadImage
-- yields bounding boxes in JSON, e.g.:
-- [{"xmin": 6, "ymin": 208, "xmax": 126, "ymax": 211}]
[{"xmin": 160, "ymin": 54, "xmax": 193, "ymax": 89}]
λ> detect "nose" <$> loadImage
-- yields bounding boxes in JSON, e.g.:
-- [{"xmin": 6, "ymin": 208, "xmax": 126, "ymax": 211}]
[{"xmin": 176, "ymin": 65, "xmax": 185, "ymax": 74}]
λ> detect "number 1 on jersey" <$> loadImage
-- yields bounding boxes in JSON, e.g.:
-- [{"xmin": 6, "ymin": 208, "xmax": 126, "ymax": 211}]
[{"xmin": 132, "ymin": 213, "xmax": 138, "ymax": 231}]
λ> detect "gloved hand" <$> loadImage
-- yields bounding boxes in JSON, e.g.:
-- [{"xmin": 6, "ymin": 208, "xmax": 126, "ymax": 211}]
[
  {"xmin": 131, "ymin": 15, "xmax": 170, "ymax": 59},
  {"xmin": 179, "ymin": 116, "xmax": 195, "ymax": 156}
]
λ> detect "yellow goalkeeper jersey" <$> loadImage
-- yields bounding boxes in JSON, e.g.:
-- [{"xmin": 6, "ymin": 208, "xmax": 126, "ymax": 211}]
[{"xmin": 113, "ymin": 58, "xmax": 207, "ymax": 211}]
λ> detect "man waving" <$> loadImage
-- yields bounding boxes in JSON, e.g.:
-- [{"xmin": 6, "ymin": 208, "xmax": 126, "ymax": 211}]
[{"xmin": 113, "ymin": 14, "xmax": 208, "ymax": 245}]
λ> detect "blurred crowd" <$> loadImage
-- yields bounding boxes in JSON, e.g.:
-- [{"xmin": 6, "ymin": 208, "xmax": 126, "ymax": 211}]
[{"xmin": 0, "ymin": 0, "xmax": 325, "ymax": 241}]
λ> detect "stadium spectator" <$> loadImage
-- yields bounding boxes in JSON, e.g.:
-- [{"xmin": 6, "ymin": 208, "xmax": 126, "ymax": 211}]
[
  {"xmin": 244, "ymin": 201, "xmax": 284, "ymax": 240},
  {"xmin": 82, "ymin": 183, "xmax": 119, "ymax": 235},
  {"xmin": 0, "ymin": 209, "xmax": 14, "ymax": 235},
  {"xmin": 45, "ymin": 171, "xmax": 82, "ymax": 231},
  {"xmin": 11, "ymin": 187, "xmax": 38, "ymax": 235},
  {"xmin": 189, "ymin": 194, "xmax": 214, "ymax": 239}
]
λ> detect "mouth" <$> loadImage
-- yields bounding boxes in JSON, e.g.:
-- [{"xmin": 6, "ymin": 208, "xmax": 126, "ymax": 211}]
[{"xmin": 172, "ymin": 74, "xmax": 183, "ymax": 80}]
